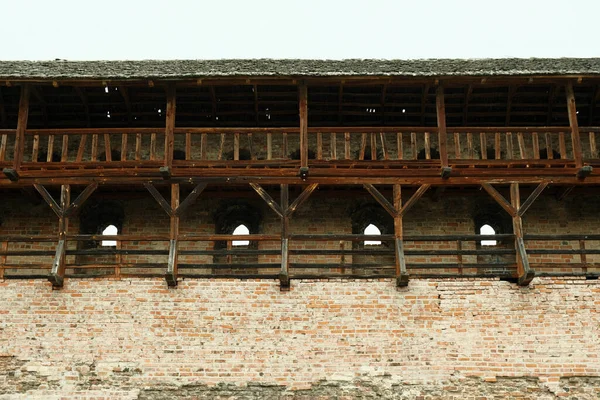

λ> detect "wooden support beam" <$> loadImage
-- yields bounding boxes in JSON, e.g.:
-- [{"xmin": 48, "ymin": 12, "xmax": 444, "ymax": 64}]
[
  {"xmin": 33, "ymin": 184, "xmax": 62, "ymax": 218},
  {"xmin": 163, "ymin": 84, "xmax": 176, "ymax": 173},
  {"xmin": 505, "ymin": 86, "xmax": 517, "ymax": 126},
  {"xmin": 481, "ymin": 184, "xmax": 517, "ymax": 217},
  {"xmin": 280, "ymin": 184, "xmax": 290, "ymax": 289},
  {"xmin": 588, "ymin": 85, "xmax": 599, "ymax": 126},
  {"xmin": 518, "ymin": 182, "xmax": 548, "ymax": 217},
  {"xmin": 49, "ymin": 185, "xmax": 70, "ymax": 287},
  {"xmin": 398, "ymin": 184, "xmax": 431, "ymax": 218},
  {"xmin": 167, "ymin": 183, "xmax": 180, "ymax": 287},
  {"xmin": 565, "ymin": 83, "xmax": 584, "ymax": 170},
  {"xmin": 11, "ymin": 85, "xmax": 30, "ymax": 177},
  {"xmin": 299, "ymin": 83, "xmax": 309, "ymax": 169},
  {"xmin": 363, "ymin": 184, "xmax": 397, "ymax": 218},
  {"xmin": 394, "ymin": 184, "xmax": 408, "ymax": 287},
  {"xmin": 74, "ymin": 87, "xmax": 91, "ymax": 128},
  {"xmin": 462, "ymin": 84, "xmax": 472, "ymax": 125},
  {"xmin": 510, "ymin": 183, "xmax": 535, "ymax": 286},
  {"xmin": 119, "ymin": 86, "xmax": 133, "ymax": 126},
  {"xmin": 546, "ymin": 84, "xmax": 559, "ymax": 125},
  {"xmin": 287, "ymin": 183, "xmax": 318, "ymax": 217},
  {"xmin": 420, "ymin": 84, "xmax": 430, "ymax": 126},
  {"xmin": 30, "ymin": 86, "xmax": 48, "ymax": 128},
  {"xmin": 249, "ymin": 183, "xmax": 283, "ymax": 218},
  {"xmin": 64, "ymin": 182, "xmax": 98, "ymax": 218},
  {"xmin": 436, "ymin": 85, "xmax": 450, "ymax": 176},
  {"xmin": 143, "ymin": 183, "xmax": 174, "ymax": 217},
  {"xmin": 174, "ymin": 183, "xmax": 207, "ymax": 217}
]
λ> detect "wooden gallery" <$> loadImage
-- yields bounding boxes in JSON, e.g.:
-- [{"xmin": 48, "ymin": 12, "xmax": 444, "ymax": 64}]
[{"xmin": 0, "ymin": 59, "xmax": 599, "ymax": 399}]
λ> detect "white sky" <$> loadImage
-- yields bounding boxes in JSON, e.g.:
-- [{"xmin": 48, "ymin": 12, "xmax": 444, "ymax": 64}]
[{"xmin": 2, "ymin": 0, "xmax": 599, "ymax": 60}]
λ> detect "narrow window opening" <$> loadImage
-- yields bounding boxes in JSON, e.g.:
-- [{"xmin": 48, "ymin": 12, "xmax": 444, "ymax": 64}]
[
  {"xmin": 480, "ymin": 224, "xmax": 497, "ymax": 246},
  {"xmin": 364, "ymin": 224, "xmax": 382, "ymax": 246},
  {"xmin": 101, "ymin": 224, "xmax": 118, "ymax": 247},
  {"xmin": 232, "ymin": 224, "xmax": 250, "ymax": 246}
]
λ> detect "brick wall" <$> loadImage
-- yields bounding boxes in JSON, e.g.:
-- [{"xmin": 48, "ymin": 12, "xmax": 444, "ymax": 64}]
[{"xmin": 0, "ymin": 277, "xmax": 599, "ymax": 399}]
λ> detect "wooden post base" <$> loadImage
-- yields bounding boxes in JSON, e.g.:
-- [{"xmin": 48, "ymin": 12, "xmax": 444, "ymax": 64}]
[
  {"xmin": 577, "ymin": 165, "xmax": 593, "ymax": 179},
  {"xmin": 441, "ymin": 166, "xmax": 452, "ymax": 179},
  {"xmin": 2, "ymin": 168, "xmax": 19, "ymax": 181},
  {"xmin": 48, "ymin": 273, "xmax": 64, "ymax": 288},
  {"xmin": 279, "ymin": 272, "xmax": 290, "ymax": 290},
  {"xmin": 159, "ymin": 166, "xmax": 171, "ymax": 180},
  {"xmin": 518, "ymin": 270, "xmax": 535, "ymax": 286},
  {"xmin": 396, "ymin": 273, "xmax": 409, "ymax": 287}
]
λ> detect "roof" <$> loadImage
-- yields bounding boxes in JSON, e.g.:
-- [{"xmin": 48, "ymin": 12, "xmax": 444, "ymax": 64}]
[{"xmin": 1, "ymin": 58, "xmax": 600, "ymax": 80}]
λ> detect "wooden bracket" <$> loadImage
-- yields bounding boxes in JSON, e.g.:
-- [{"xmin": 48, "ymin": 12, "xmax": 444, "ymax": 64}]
[
  {"xmin": 441, "ymin": 166, "xmax": 452, "ymax": 179},
  {"xmin": 159, "ymin": 166, "xmax": 171, "ymax": 180},
  {"xmin": 577, "ymin": 165, "xmax": 593, "ymax": 179},
  {"xmin": 166, "ymin": 239, "xmax": 178, "ymax": 287},
  {"xmin": 2, "ymin": 168, "xmax": 18, "ymax": 181},
  {"xmin": 250, "ymin": 183, "xmax": 283, "ymax": 218}
]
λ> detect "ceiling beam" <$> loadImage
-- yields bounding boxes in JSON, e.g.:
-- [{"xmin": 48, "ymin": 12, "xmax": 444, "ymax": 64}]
[{"xmin": 73, "ymin": 87, "xmax": 91, "ymax": 127}]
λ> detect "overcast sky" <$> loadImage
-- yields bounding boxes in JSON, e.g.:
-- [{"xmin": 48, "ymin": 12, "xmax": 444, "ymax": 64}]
[{"xmin": 3, "ymin": 0, "xmax": 599, "ymax": 60}]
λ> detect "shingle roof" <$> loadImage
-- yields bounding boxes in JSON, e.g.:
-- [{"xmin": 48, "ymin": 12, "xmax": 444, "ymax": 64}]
[{"xmin": 1, "ymin": 58, "xmax": 600, "ymax": 80}]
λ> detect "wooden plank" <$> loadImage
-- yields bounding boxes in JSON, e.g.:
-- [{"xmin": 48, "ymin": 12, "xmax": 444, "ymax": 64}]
[
  {"xmin": 33, "ymin": 184, "xmax": 62, "ymax": 218},
  {"xmin": 150, "ymin": 133, "xmax": 156, "ymax": 160},
  {"xmin": 299, "ymin": 84, "xmax": 308, "ymax": 168},
  {"xmin": 393, "ymin": 184, "xmax": 408, "ymax": 286},
  {"xmin": 185, "ymin": 132, "xmax": 191, "ymax": 160},
  {"xmin": 565, "ymin": 83, "xmax": 583, "ymax": 168},
  {"xmin": 511, "ymin": 183, "xmax": 534, "ymax": 286},
  {"xmin": 164, "ymin": 84, "xmax": 176, "ymax": 169},
  {"xmin": 436, "ymin": 85, "xmax": 449, "ymax": 167},
  {"xmin": 0, "ymin": 240, "xmax": 7, "ymax": 280},
  {"xmin": 218, "ymin": 133, "xmax": 225, "ymax": 160},
  {"xmin": 249, "ymin": 183, "xmax": 283, "ymax": 218},
  {"xmin": 495, "ymin": 132, "xmax": 501, "ymax": 159},
  {"xmin": 506, "ymin": 132, "xmax": 513, "ymax": 159},
  {"xmin": 344, "ymin": 132, "xmax": 351, "ymax": 160},
  {"xmin": 32, "ymin": 134, "xmax": 39, "ymax": 162},
  {"xmin": 545, "ymin": 132, "xmax": 553, "ymax": 159},
  {"xmin": 380, "ymin": 132, "xmax": 389, "ymax": 160},
  {"xmin": 282, "ymin": 132, "xmax": 288, "ymax": 159},
  {"xmin": 481, "ymin": 183, "xmax": 517, "ymax": 217},
  {"xmin": 330, "ymin": 132, "xmax": 336, "ymax": 160},
  {"xmin": 370, "ymin": 133, "xmax": 377, "ymax": 160},
  {"xmin": 287, "ymin": 183, "xmax": 319, "ymax": 216},
  {"xmin": 316, "ymin": 132, "xmax": 322, "ymax": 160},
  {"xmin": 0, "ymin": 132, "xmax": 7, "ymax": 161},
  {"xmin": 91, "ymin": 134, "xmax": 98, "ymax": 161},
  {"xmin": 359, "ymin": 133, "xmax": 367, "ymax": 160},
  {"xmin": 517, "ymin": 132, "xmax": 526, "ymax": 159},
  {"xmin": 424, "ymin": 132, "xmax": 431, "ymax": 159},
  {"xmin": 121, "ymin": 133, "xmax": 128, "ymax": 161},
  {"xmin": 579, "ymin": 240, "xmax": 587, "ymax": 274},
  {"xmin": 454, "ymin": 132, "xmax": 461, "ymax": 159},
  {"xmin": 76, "ymin": 135, "xmax": 86, "ymax": 162},
  {"xmin": 363, "ymin": 184, "xmax": 397, "ymax": 217},
  {"xmin": 398, "ymin": 184, "xmax": 430, "ymax": 217},
  {"xmin": 591, "ymin": 132, "xmax": 598, "ymax": 159},
  {"xmin": 397, "ymin": 132, "xmax": 403, "ymax": 160},
  {"xmin": 201, "ymin": 133, "xmax": 208, "ymax": 160},
  {"xmin": 174, "ymin": 183, "xmax": 207, "ymax": 217},
  {"xmin": 64, "ymin": 182, "xmax": 98, "ymax": 217},
  {"xmin": 411, "ymin": 132, "xmax": 417, "ymax": 160},
  {"xmin": 166, "ymin": 183, "xmax": 180, "ymax": 286},
  {"xmin": 234, "ymin": 133, "xmax": 240, "ymax": 160},
  {"xmin": 467, "ymin": 132, "xmax": 474, "ymax": 159},
  {"xmin": 518, "ymin": 182, "xmax": 548, "ymax": 217},
  {"xmin": 280, "ymin": 183, "xmax": 290, "ymax": 288},
  {"xmin": 103, "ymin": 134, "xmax": 111, "ymax": 162},
  {"xmin": 47, "ymin": 135, "xmax": 54, "ymax": 162},
  {"xmin": 50, "ymin": 184, "xmax": 70, "ymax": 287},
  {"xmin": 559, "ymin": 132, "xmax": 567, "ymax": 159},
  {"xmin": 247, "ymin": 133, "xmax": 254, "ymax": 160},
  {"xmin": 12, "ymin": 85, "xmax": 30, "ymax": 172},
  {"xmin": 135, "ymin": 133, "xmax": 141, "ymax": 161},
  {"xmin": 143, "ymin": 183, "xmax": 173, "ymax": 216},
  {"xmin": 532, "ymin": 132, "xmax": 540, "ymax": 159},
  {"xmin": 480, "ymin": 132, "xmax": 487, "ymax": 160}
]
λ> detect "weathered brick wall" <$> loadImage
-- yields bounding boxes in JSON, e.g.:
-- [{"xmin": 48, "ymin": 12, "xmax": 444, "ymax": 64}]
[{"xmin": 0, "ymin": 277, "xmax": 599, "ymax": 399}]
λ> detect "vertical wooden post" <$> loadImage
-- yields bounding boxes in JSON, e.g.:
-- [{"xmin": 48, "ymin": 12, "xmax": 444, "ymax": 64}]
[
  {"xmin": 280, "ymin": 184, "xmax": 290, "ymax": 289},
  {"xmin": 162, "ymin": 84, "xmax": 176, "ymax": 177},
  {"xmin": 436, "ymin": 85, "xmax": 451, "ymax": 177},
  {"xmin": 4, "ymin": 85, "xmax": 30, "ymax": 180},
  {"xmin": 299, "ymin": 84, "xmax": 308, "ymax": 169},
  {"xmin": 510, "ymin": 183, "xmax": 534, "ymax": 286},
  {"xmin": 566, "ymin": 83, "xmax": 584, "ymax": 169},
  {"xmin": 50, "ymin": 185, "xmax": 70, "ymax": 287},
  {"xmin": 166, "ymin": 183, "xmax": 180, "ymax": 287},
  {"xmin": 393, "ymin": 184, "xmax": 408, "ymax": 286}
]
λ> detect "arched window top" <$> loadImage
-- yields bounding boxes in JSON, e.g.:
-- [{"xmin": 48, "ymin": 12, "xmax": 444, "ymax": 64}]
[
  {"xmin": 364, "ymin": 223, "xmax": 382, "ymax": 246},
  {"xmin": 101, "ymin": 224, "xmax": 118, "ymax": 247},
  {"xmin": 480, "ymin": 223, "xmax": 497, "ymax": 246},
  {"xmin": 232, "ymin": 224, "xmax": 250, "ymax": 246}
]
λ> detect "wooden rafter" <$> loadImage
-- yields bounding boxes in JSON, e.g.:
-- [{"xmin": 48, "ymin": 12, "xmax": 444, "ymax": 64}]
[
  {"xmin": 253, "ymin": 84, "xmax": 259, "ymax": 126},
  {"xmin": 118, "ymin": 86, "xmax": 133, "ymax": 126},
  {"xmin": 287, "ymin": 184, "xmax": 318, "ymax": 216},
  {"xmin": 338, "ymin": 84, "xmax": 344, "ymax": 125},
  {"xmin": 0, "ymin": 87, "xmax": 7, "ymax": 128},
  {"xmin": 546, "ymin": 84, "xmax": 559, "ymax": 125},
  {"xmin": 30, "ymin": 86, "xmax": 48, "ymax": 128},
  {"xmin": 380, "ymin": 84, "xmax": 387, "ymax": 125},
  {"xmin": 250, "ymin": 183, "xmax": 283, "ymax": 218},
  {"xmin": 588, "ymin": 84, "xmax": 600, "ymax": 126},
  {"xmin": 420, "ymin": 84, "xmax": 430, "ymax": 126},
  {"xmin": 565, "ymin": 83, "xmax": 584, "ymax": 169},
  {"xmin": 505, "ymin": 85, "xmax": 517, "ymax": 126},
  {"xmin": 74, "ymin": 87, "xmax": 91, "ymax": 128},
  {"xmin": 463, "ymin": 84, "xmax": 472, "ymax": 126}
]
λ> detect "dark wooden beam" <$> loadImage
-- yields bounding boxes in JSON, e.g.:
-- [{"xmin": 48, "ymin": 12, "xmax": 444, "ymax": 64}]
[
  {"xmin": 363, "ymin": 183, "xmax": 397, "ymax": 218},
  {"xmin": 64, "ymin": 182, "xmax": 98, "ymax": 217},
  {"xmin": 338, "ymin": 84, "xmax": 344, "ymax": 125},
  {"xmin": 587, "ymin": 85, "xmax": 600, "ymax": 126},
  {"xmin": 167, "ymin": 183, "xmax": 180, "ymax": 287},
  {"xmin": 481, "ymin": 183, "xmax": 517, "ymax": 217},
  {"xmin": 565, "ymin": 83, "xmax": 584, "ymax": 169},
  {"xmin": 119, "ymin": 86, "xmax": 133, "ymax": 126},
  {"xmin": 250, "ymin": 183, "xmax": 283, "ymax": 218},
  {"xmin": 380, "ymin": 84, "xmax": 387, "ymax": 125},
  {"xmin": 33, "ymin": 184, "xmax": 62, "ymax": 218},
  {"xmin": 463, "ymin": 84, "xmax": 472, "ymax": 125},
  {"xmin": 546, "ymin": 84, "xmax": 559, "ymax": 125},
  {"xmin": 510, "ymin": 183, "xmax": 535, "ymax": 286},
  {"xmin": 11, "ymin": 85, "xmax": 30, "ymax": 176},
  {"xmin": 436, "ymin": 86, "xmax": 450, "ymax": 175},
  {"xmin": 0, "ymin": 87, "xmax": 7, "ymax": 128},
  {"xmin": 253, "ymin": 84, "xmax": 259, "ymax": 126},
  {"xmin": 280, "ymin": 184, "xmax": 290, "ymax": 289},
  {"xmin": 143, "ymin": 183, "xmax": 173, "ymax": 216},
  {"xmin": 49, "ymin": 185, "xmax": 70, "ymax": 287},
  {"xmin": 174, "ymin": 183, "xmax": 207, "ymax": 217},
  {"xmin": 287, "ymin": 183, "xmax": 318, "ymax": 217},
  {"xmin": 518, "ymin": 182, "xmax": 548, "ymax": 217},
  {"xmin": 398, "ymin": 184, "xmax": 430, "ymax": 218},
  {"xmin": 420, "ymin": 84, "xmax": 430, "ymax": 126},
  {"xmin": 299, "ymin": 83, "xmax": 308, "ymax": 169},
  {"xmin": 394, "ymin": 184, "xmax": 408, "ymax": 287},
  {"xmin": 30, "ymin": 86, "xmax": 48, "ymax": 128},
  {"xmin": 505, "ymin": 86, "xmax": 517, "ymax": 126},
  {"xmin": 163, "ymin": 84, "xmax": 176, "ymax": 173}
]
